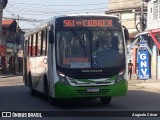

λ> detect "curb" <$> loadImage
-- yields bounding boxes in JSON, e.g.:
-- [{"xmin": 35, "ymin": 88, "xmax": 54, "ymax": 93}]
[
  {"xmin": 0, "ymin": 74, "xmax": 23, "ymax": 78},
  {"xmin": 0, "ymin": 75, "xmax": 18, "ymax": 78}
]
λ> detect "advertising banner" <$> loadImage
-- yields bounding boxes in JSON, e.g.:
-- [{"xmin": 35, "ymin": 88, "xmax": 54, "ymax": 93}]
[{"xmin": 138, "ymin": 51, "xmax": 150, "ymax": 80}]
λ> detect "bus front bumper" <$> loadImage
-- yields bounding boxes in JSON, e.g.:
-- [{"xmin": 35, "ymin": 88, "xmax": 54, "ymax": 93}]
[{"xmin": 54, "ymin": 80, "xmax": 128, "ymax": 98}]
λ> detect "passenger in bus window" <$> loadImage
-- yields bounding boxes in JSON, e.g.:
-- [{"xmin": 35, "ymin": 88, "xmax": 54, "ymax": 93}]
[
  {"xmin": 71, "ymin": 37, "xmax": 82, "ymax": 57},
  {"xmin": 64, "ymin": 38, "xmax": 71, "ymax": 57}
]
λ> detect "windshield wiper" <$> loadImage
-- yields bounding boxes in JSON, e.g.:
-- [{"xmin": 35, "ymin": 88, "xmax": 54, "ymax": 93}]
[
  {"xmin": 71, "ymin": 31, "xmax": 82, "ymax": 45},
  {"xmin": 71, "ymin": 31, "xmax": 86, "ymax": 57}
]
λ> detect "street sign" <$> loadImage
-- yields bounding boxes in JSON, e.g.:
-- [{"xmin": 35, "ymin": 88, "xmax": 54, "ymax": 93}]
[
  {"xmin": 139, "ymin": 42, "xmax": 147, "ymax": 47},
  {"xmin": 138, "ymin": 51, "xmax": 150, "ymax": 80},
  {"xmin": 139, "ymin": 41, "xmax": 147, "ymax": 48}
]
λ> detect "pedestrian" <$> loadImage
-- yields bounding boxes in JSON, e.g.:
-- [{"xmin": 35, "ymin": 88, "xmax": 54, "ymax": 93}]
[{"xmin": 128, "ymin": 60, "xmax": 134, "ymax": 80}]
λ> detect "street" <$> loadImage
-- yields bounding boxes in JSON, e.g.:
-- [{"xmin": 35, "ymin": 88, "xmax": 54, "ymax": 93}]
[{"xmin": 0, "ymin": 76, "xmax": 160, "ymax": 120}]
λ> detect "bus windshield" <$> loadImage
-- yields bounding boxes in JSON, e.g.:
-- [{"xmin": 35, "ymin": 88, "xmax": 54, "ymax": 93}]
[{"xmin": 56, "ymin": 29, "xmax": 125, "ymax": 69}]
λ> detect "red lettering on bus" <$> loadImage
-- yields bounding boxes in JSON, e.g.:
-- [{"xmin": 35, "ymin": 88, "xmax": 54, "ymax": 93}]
[
  {"xmin": 93, "ymin": 20, "xmax": 97, "ymax": 27},
  {"xmin": 83, "ymin": 20, "xmax": 87, "ymax": 26},
  {"xmin": 102, "ymin": 20, "xmax": 106, "ymax": 26},
  {"xmin": 88, "ymin": 20, "xmax": 92, "ymax": 26},
  {"xmin": 63, "ymin": 58, "xmax": 89, "ymax": 64},
  {"xmin": 107, "ymin": 20, "xmax": 113, "ymax": 27},
  {"xmin": 63, "ymin": 20, "xmax": 75, "ymax": 27},
  {"xmin": 98, "ymin": 20, "xmax": 103, "ymax": 27}
]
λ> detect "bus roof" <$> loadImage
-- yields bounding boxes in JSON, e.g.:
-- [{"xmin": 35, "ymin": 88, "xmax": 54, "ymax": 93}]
[{"xmin": 54, "ymin": 13, "xmax": 119, "ymax": 18}]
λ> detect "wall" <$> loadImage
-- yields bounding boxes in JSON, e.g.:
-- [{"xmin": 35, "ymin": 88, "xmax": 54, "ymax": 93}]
[
  {"xmin": 158, "ymin": 56, "xmax": 160, "ymax": 80},
  {"xmin": 147, "ymin": 0, "xmax": 160, "ymax": 30},
  {"xmin": 151, "ymin": 45, "xmax": 157, "ymax": 79},
  {"xmin": 121, "ymin": 12, "xmax": 138, "ymax": 33},
  {"xmin": 108, "ymin": 0, "xmax": 142, "ymax": 10}
]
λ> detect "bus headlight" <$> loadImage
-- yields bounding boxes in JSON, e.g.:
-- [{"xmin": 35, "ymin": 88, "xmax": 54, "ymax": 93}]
[
  {"xmin": 116, "ymin": 69, "xmax": 125, "ymax": 83},
  {"xmin": 58, "ymin": 72, "xmax": 70, "ymax": 85}
]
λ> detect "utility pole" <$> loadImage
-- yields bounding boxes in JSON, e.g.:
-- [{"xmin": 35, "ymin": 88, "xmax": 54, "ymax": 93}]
[
  {"xmin": 140, "ymin": 0, "xmax": 145, "ymax": 32},
  {"xmin": 0, "ymin": 0, "xmax": 7, "ymax": 45},
  {"xmin": 0, "ymin": 0, "xmax": 8, "ymax": 74},
  {"xmin": 0, "ymin": 1, "xmax": 3, "ymax": 46}
]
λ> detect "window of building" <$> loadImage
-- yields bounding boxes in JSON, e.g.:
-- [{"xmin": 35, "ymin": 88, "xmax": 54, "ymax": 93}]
[
  {"xmin": 159, "ymin": 0, "xmax": 160, "ymax": 19},
  {"xmin": 153, "ymin": 0, "xmax": 158, "ymax": 20}
]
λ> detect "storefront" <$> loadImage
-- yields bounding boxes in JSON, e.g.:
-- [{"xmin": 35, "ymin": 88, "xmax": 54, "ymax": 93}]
[{"xmin": 0, "ymin": 45, "xmax": 6, "ymax": 74}]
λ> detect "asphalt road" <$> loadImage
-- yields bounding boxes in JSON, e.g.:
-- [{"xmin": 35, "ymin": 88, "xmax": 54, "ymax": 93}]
[{"xmin": 0, "ymin": 76, "xmax": 160, "ymax": 120}]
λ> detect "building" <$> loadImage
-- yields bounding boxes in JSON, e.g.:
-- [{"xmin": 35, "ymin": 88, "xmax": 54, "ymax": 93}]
[
  {"xmin": 106, "ymin": 0, "xmax": 149, "ymax": 35},
  {"xmin": 146, "ymin": 0, "xmax": 160, "ymax": 80},
  {"xmin": 105, "ymin": 0, "xmax": 149, "ymax": 74},
  {"xmin": 147, "ymin": 0, "xmax": 160, "ymax": 29},
  {"xmin": 0, "ymin": 19, "xmax": 24, "ymax": 74}
]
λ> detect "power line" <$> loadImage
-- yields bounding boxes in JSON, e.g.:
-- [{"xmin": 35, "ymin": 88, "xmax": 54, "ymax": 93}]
[
  {"xmin": 4, "ymin": 8, "xmax": 44, "ymax": 21},
  {"xmin": 4, "ymin": 0, "xmax": 146, "ymax": 29},
  {"xmin": 9, "ymin": 0, "xmax": 136, "ymax": 7},
  {"xmin": 9, "ymin": 1, "xmax": 108, "ymax": 7},
  {"xmin": 3, "ymin": 16, "xmax": 44, "ymax": 22},
  {"xmin": 6, "ymin": 0, "xmax": 138, "ymax": 16},
  {"xmin": 5, "ymin": 0, "xmax": 144, "ymax": 17}
]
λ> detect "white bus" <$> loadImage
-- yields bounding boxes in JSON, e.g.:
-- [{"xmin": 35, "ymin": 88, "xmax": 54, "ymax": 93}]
[{"xmin": 23, "ymin": 14, "xmax": 129, "ymax": 104}]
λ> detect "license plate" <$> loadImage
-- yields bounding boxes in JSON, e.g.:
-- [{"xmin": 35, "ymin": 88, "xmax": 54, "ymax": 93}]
[{"xmin": 87, "ymin": 88, "xmax": 99, "ymax": 92}]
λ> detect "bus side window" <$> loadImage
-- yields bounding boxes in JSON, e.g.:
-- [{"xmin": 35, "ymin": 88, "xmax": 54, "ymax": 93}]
[
  {"xmin": 45, "ymin": 28, "xmax": 48, "ymax": 55},
  {"xmin": 35, "ymin": 33, "xmax": 38, "ymax": 56},
  {"xmin": 27, "ymin": 36, "xmax": 30, "ymax": 56},
  {"xmin": 29, "ymin": 35, "xmax": 33, "ymax": 57},
  {"xmin": 40, "ymin": 30, "xmax": 44, "ymax": 55},
  {"xmin": 37, "ymin": 32, "xmax": 42, "ymax": 56},
  {"xmin": 42, "ymin": 29, "xmax": 47, "ymax": 56},
  {"xmin": 32, "ymin": 34, "xmax": 36, "ymax": 56}
]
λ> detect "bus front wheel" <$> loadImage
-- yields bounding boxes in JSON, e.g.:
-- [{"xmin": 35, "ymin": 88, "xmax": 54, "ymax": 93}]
[
  {"xmin": 100, "ymin": 97, "xmax": 112, "ymax": 104},
  {"xmin": 44, "ymin": 76, "xmax": 55, "ymax": 105},
  {"xmin": 29, "ymin": 73, "xmax": 36, "ymax": 96}
]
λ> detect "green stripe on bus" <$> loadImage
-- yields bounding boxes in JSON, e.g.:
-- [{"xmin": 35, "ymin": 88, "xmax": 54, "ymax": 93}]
[{"xmin": 54, "ymin": 80, "xmax": 128, "ymax": 98}]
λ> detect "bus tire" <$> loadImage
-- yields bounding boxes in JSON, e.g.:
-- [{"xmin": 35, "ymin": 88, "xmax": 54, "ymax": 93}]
[
  {"xmin": 28, "ymin": 73, "xmax": 36, "ymax": 96},
  {"xmin": 100, "ymin": 97, "xmax": 112, "ymax": 104},
  {"xmin": 44, "ymin": 75, "xmax": 55, "ymax": 105}
]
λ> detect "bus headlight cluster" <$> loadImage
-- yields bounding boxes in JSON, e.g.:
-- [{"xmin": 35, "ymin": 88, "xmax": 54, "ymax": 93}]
[
  {"xmin": 116, "ymin": 69, "xmax": 125, "ymax": 83},
  {"xmin": 58, "ymin": 72, "xmax": 78, "ymax": 85},
  {"xmin": 58, "ymin": 73, "xmax": 70, "ymax": 85}
]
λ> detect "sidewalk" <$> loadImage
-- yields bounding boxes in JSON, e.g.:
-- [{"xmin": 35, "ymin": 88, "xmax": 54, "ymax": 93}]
[
  {"xmin": 128, "ymin": 74, "xmax": 160, "ymax": 92},
  {"xmin": 0, "ymin": 74, "xmax": 22, "ymax": 78},
  {"xmin": 0, "ymin": 74, "xmax": 15, "ymax": 78}
]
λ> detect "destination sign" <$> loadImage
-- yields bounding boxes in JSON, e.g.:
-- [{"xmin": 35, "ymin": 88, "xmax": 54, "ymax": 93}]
[{"xmin": 63, "ymin": 19, "xmax": 114, "ymax": 27}]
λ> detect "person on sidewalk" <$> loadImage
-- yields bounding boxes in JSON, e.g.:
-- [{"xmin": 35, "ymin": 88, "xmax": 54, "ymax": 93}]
[{"xmin": 128, "ymin": 60, "xmax": 134, "ymax": 80}]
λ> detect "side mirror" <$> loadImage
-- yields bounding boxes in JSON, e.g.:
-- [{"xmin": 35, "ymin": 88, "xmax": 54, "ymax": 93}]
[
  {"xmin": 49, "ymin": 25, "xmax": 54, "ymax": 44},
  {"xmin": 123, "ymin": 26, "xmax": 129, "ymax": 41}
]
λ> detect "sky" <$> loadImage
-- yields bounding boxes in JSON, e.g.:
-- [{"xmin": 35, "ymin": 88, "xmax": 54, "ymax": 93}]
[{"xmin": 3, "ymin": 0, "xmax": 108, "ymax": 29}]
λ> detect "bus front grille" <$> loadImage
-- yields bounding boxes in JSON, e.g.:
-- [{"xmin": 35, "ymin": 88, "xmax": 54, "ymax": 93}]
[{"xmin": 76, "ymin": 89, "xmax": 110, "ymax": 96}]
